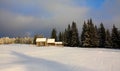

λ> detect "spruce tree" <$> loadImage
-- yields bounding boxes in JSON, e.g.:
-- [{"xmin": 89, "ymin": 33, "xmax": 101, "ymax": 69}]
[
  {"xmin": 98, "ymin": 23, "xmax": 106, "ymax": 47},
  {"xmin": 71, "ymin": 21, "xmax": 79, "ymax": 47},
  {"xmin": 63, "ymin": 29, "xmax": 67, "ymax": 46},
  {"xmin": 119, "ymin": 30, "xmax": 120, "ymax": 47},
  {"xmin": 82, "ymin": 20, "xmax": 91, "ymax": 47},
  {"xmin": 66, "ymin": 24, "xmax": 72, "ymax": 46},
  {"xmin": 81, "ymin": 21, "xmax": 88, "ymax": 46},
  {"xmin": 111, "ymin": 25, "xmax": 120, "ymax": 48},
  {"xmin": 88, "ymin": 19, "xmax": 97, "ymax": 47},
  {"xmin": 58, "ymin": 32, "xmax": 62, "ymax": 41},
  {"xmin": 51, "ymin": 28, "xmax": 57, "ymax": 41},
  {"xmin": 61, "ymin": 32, "xmax": 64, "ymax": 42},
  {"xmin": 94, "ymin": 25, "xmax": 99, "ymax": 47},
  {"xmin": 105, "ymin": 29, "xmax": 112, "ymax": 47},
  {"xmin": 119, "ymin": 30, "xmax": 120, "ymax": 36},
  {"xmin": 81, "ymin": 19, "xmax": 99, "ymax": 47}
]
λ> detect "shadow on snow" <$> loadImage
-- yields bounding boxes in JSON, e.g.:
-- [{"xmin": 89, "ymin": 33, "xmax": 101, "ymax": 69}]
[{"xmin": 1, "ymin": 51, "xmax": 95, "ymax": 71}]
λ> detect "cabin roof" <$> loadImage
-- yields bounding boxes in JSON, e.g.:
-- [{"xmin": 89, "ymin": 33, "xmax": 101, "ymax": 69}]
[
  {"xmin": 47, "ymin": 39, "xmax": 55, "ymax": 43},
  {"xmin": 36, "ymin": 38, "xmax": 47, "ymax": 42}
]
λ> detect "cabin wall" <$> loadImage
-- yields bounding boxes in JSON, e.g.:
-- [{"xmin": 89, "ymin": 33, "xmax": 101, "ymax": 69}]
[
  {"xmin": 36, "ymin": 42, "xmax": 46, "ymax": 46},
  {"xmin": 47, "ymin": 43, "xmax": 55, "ymax": 46}
]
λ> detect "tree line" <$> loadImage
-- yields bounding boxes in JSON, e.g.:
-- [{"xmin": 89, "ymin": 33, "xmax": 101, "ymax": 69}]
[
  {"xmin": 51, "ymin": 19, "xmax": 120, "ymax": 48},
  {"xmin": 0, "ymin": 37, "xmax": 33, "ymax": 44}
]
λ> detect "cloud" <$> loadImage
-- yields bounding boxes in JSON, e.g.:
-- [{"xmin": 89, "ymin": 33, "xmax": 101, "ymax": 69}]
[
  {"xmin": 0, "ymin": 0, "xmax": 89, "ymax": 35},
  {"xmin": 87, "ymin": 0, "xmax": 120, "ymax": 30},
  {"xmin": 0, "ymin": 0, "xmax": 119, "ymax": 37},
  {"xmin": 103, "ymin": 0, "xmax": 120, "ymax": 29}
]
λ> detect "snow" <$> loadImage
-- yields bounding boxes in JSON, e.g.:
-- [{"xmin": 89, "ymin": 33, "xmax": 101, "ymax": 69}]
[
  {"xmin": 36, "ymin": 38, "xmax": 47, "ymax": 42},
  {"xmin": 47, "ymin": 39, "xmax": 55, "ymax": 43},
  {"xmin": 0, "ymin": 44, "xmax": 120, "ymax": 71}
]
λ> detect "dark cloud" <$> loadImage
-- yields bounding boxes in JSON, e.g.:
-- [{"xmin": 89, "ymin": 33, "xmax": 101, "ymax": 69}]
[{"xmin": 0, "ymin": 0, "xmax": 120, "ymax": 37}]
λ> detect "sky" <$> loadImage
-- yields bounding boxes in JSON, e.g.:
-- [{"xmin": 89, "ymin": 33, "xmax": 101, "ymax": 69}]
[{"xmin": 0, "ymin": 0, "xmax": 120, "ymax": 37}]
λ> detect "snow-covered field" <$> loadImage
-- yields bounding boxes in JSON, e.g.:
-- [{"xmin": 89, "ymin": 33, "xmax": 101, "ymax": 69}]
[{"xmin": 0, "ymin": 44, "xmax": 120, "ymax": 71}]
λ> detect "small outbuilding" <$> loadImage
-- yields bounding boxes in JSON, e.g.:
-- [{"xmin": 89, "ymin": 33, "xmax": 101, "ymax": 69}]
[
  {"xmin": 55, "ymin": 42, "xmax": 63, "ymax": 46},
  {"xmin": 47, "ymin": 39, "xmax": 55, "ymax": 46},
  {"xmin": 36, "ymin": 38, "xmax": 47, "ymax": 46}
]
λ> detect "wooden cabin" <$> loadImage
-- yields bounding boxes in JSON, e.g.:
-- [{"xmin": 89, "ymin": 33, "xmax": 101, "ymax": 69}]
[
  {"xmin": 55, "ymin": 42, "xmax": 63, "ymax": 46},
  {"xmin": 47, "ymin": 39, "xmax": 55, "ymax": 46},
  {"xmin": 0, "ymin": 39, "xmax": 3, "ymax": 44},
  {"xmin": 36, "ymin": 38, "xmax": 63, "ymax": 47},
  {"xmin": 36, "ymin": 38, "xmax": 47, "ymax": 46}
]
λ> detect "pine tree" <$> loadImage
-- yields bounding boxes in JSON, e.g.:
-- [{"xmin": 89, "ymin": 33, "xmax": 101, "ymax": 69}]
[
  {"xmin": 58, "ymin": 32, "xmax": 62, "ymax": 41},
  {"xmin": 83, "ymin": 30, "xmax": 91, "ymax": 47},
  {"xmin": 71, "ymin": 21, "xmax": 79, "ymax": 47},
  {"xmin": 51, "ymin": 28, "xmax": 57, "ymax": 41},
  {"xmin": 119, "ymin": 30, "xmax": 120, "ymax": 36},
  {"xmin": 105, "ymin": 29, "xmax": 112, "ymax": 47},
  {"xmin": 81, "ymin": 20, "xmax": 91, "ymax": 47},
  {"xmin": 94, "ymin": 25, "xmax": 99, "ymax": 47},
  {"xmin": 81, "ymin": 21, "xmax": 88, "ymax": 46},
  {"xmin": 119, "ymin": 30, "xmax": 120, "ymax": 47},
  {"xmin": 98, "ymin": 23, "xmax": 106, "ymax": 47},
  {"xmin": 88, "ymin": 19, "xmax": 97, "ymax": 47},
  {"xmin": 66, "ymin": 24, "xmax": 72, "ymax": 46},
  {"xmin": 111, "ymin": 25, "xmax": 120, "ymax": 48},
  {"xmin": 61, "ymin": 32, "xmax": 64, "ymax": 42},
  {"xmin": 81, "ymin": 19, "xmax": 99, "ymax": 47},
  {"xmin": 63, "ymin": 29, "xmax": 67, "ymax": 46}
]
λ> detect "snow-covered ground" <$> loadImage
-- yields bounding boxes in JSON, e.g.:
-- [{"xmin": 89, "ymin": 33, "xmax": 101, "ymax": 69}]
[{"xmin": 0, "ymin": 44, "xmax": 120, "ymax": 71}]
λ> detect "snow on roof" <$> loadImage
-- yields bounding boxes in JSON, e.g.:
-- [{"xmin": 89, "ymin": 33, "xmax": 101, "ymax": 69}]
[
  {"xmin": 47, "ymin": 39, "xmax": 55, "ymax": 43},
  {"xmin": 55, "ymin": 42, "xmax": 63, "ymax": 44},
  {"xmin": 36, "ymin": 38, "xmax": 47, "ymax": 42}
]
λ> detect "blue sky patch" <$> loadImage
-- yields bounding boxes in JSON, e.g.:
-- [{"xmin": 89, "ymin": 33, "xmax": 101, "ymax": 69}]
[{"xmin": 74, "ymin": 0, "xmax": 105, "ymax": 9}]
